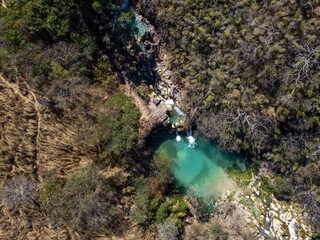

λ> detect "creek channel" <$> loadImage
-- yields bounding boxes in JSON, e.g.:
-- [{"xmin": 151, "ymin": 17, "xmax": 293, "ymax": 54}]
[{"xmin": 121, "ymin": 0, "xmax": 247, "ymax": 206}]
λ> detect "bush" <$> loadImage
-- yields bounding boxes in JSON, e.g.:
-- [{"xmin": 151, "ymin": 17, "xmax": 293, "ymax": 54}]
[
  {"xmin": 312, "ymin": 232, "xmax": 320, "ymax": 240},
  {"xmin": 260, "ymin": 175, "xmax": 275, "ymax": 194},
  {"xmin": 136, "ymin": 85, "xmax": 150, "ymax": 101},
  {"xmin": 274, "ymin": 177, "xmax": 293, "ymax": 201},
  {"xmin": 4, "ymin": 29, "xmax": 25, "ymax": 47},
  {"xmin": 149, "ymin": 152, "xmax": 173, "ymax": 197},
  {"xmin": 170, "ymin": 197, "xmax": 188, "ymax": 218},
  {"xmin": 156, "ymin": 202, "xmax": 169, "ymax": 222},
  {"xmin": 150, "ymin": 196, "xmax": 161, "ymax": 211},
  {"xmin": 100, "ymin": 92, "xmax": 141, "ymax": 154},
  {"xmin": 42, "ymin": 166, "xmax": 116, "ymax": 232},
  {"xmin": 130, "ymin": 177, "xmax": 150, "ymax": 224},
  {"xmin": 157, "ymin": 218, "xmax": 179, "ymax": 240},
  {"xmin": 0, "ymin": 48, "xmax": 9, "ymax": 70},
  {"xmin": 188, "ymin": 191, "xmax": 209, "ymax": 221},
  {"xmin": 1, "ymin": 177, "xmax": 38, "ymax": 209}
]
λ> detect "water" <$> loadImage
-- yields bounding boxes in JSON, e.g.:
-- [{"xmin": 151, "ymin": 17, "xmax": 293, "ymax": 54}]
[
  {"xmin": 119, "ymin": 3, "xmax": 147, "ymax": 41},
  {"xmin": 153, "ymin": 132, "xmax": 245, "ymax": 199},
  {"xmin": 121, "ymin": 0, "xmax": 129, "ymax": 9},
  {"xmin": 133, "ymin": 12, "xmax": 147, "ymax": 39}
]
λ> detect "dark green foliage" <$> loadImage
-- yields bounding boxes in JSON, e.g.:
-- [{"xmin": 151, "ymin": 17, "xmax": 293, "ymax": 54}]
[
  {"xmin": 140, "ymin": 0, "xmax": 320, "ymax": 224},
  {"xmin": 149, "ymin": 152, "xmax": 173, "ymax": 197},
  {"xmin": 260, "ymin": 175, "xmax": 275, "ymax": 194},
  {"xmin": 153, "ymin": 197, "xmax": 188, "ymax": 222},
  {"xmin": 274, "ymin": 177, "xmax": 293, "ymax": 201},
  {"xmin": 101, "ymin": 92, "xmax": 141, "ymax": 153},
  {"xmin": 130, "ymin": 177, "xmax": 150, "ymax": 224},
  {"xmin": 4, "ymin": 29, "xmax": 26, "ymax": 47},
  {"xmin": 93, "ymin": 60, "xmax": 118, "ymax": 91},
  {"xmin": 41, "ymin": 166, "xmax": 116, "ymax": 232},
  {"xmin": 155, "ymin": 202, "xmax": 169, "ymax": 222},
  {"xmin": 150, "ymin": 196, "xmax": 161, "ymax": 211},
  {"xmin": 136, "ymin": 84, "xmax": 150, "ymax": 101},
  {"xmin": 312, "ymin": 232, "xmax": 320, "ymax": 240},
  {"xmin": 169, "ymin": 197, "xmax": 188, "ymax": 218},
  {"xmin": 0, "ymin": 48, "xmax": 9, "ymax": 70}
]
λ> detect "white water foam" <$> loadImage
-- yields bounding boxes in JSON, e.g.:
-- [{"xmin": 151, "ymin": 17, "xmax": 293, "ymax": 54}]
[{"xmin": 187, "ymin": 136, "xmax": 196, "ymax": 148}]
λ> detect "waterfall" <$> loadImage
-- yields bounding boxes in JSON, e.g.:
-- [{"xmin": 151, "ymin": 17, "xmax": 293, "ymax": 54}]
[
  {"xmin": 176, "ymin": 130, "xmax": 181, "ymax": 142},
  {"xmin": 165, "ymin": 98, "xmax": 174, "ymax": 105},
  {"xmin": 174, "ymin": 105, "xmax": 185, "ymax": 117},
  {"xmin": 187, "ymin": 129, "xmax": 196, "ymax": 148}
]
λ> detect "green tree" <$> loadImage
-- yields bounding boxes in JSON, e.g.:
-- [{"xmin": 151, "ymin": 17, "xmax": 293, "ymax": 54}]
[
  {"xmin": 100, "ymin": 92, "xmax": 141, "ymax": 154},
  {"xmin": 130, "ymin": 177, "xmax": 150, "ymax": 225}
]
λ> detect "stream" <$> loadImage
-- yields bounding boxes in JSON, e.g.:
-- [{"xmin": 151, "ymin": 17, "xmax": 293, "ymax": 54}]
[{"xmin": 123, "ymin": 1, "xmax": 246, "ymax": 202}]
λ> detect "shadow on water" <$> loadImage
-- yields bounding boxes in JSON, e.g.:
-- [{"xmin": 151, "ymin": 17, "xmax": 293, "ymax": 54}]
[
  {"xmin": 198, "ymin": 135, "xmax": 245, "ymax": 171},
  {"xmin": 188, "ymin": 161, "xmax": 210, "ymax": 185},
  {"xmin": 161, "ymin": 141, "xmax": 178, "ymax": 159}
]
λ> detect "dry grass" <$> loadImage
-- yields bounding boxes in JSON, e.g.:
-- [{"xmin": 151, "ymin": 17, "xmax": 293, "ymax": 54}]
[{"xmin": 0, "ymin": 74, "xmax": 96, "ymax": 239}]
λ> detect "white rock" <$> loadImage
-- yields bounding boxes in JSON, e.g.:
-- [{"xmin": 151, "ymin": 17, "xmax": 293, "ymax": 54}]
[
  {"xmin": 271, "ymin": 202, "xmax": 279, "ymax": 212},
  {"xmin": 254, "ymin": 187, "xmax": 260, "ymax": 196},
  {"xmin": 269, "ymin": 210, "xmax": 278, "ymax": 218},
  {"xmin": 272, "ymin": 218, "xmax": 283, "ymax": 238},
  {"xmin": 288, "ymin": 219, "xmax": 300, "ymax": 240},
  {"xmin": 280, "ymin": 212, "xmax": 293, "ymax": 223}
]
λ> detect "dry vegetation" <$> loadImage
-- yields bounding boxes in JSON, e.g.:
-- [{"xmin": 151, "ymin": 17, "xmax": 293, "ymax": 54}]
[{"xmin": 0, "ymin": 73, "xmax": 97, "ymax": 238}]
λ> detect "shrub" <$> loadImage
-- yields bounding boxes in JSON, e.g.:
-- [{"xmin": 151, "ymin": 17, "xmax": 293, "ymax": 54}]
[
  {"xmin": 136, "ymin": 85, "xmax": 150, "ymax": 101},
  {"xmin": 0, "ymin": 48, "xmax": 8, "ymax": 70},
  {"xmin": 100, "ymin": 92, "xmax": 141, "ymax": 154},
  {"xmin": 48, "ymin": 61, "xmax": 69, "ymax": 82},
  {"xmin": 150, "ymin": 196, "xmax": 161, "ymax": 211},
  {"xmin": 1, "ymin": 177, "xmax": 38, "ymax": 209},
  {"xmin": 260, "ymin": 175, "xmax": 275, "ymax": 194},
  {"xmin": 188, "ymin": 191, "xmax": 209, "ymax": 221},
  {"xmin": 4, "ymin": 29, "xmax": 25, "ymax": 47},
  {"xmin": 171, "ymin": 197, "xmax": 188, "ymax": 218},
  {"xmin": 42, "ymin": 166, "xmax": 116, "ymax": 232},
  {"xmin": 156, "ymin": 202, "xmax": 169, "ymax": 222},
  {"xmin": 274, "ymin": 177, "xmax": 293, "ymax": 201},
  {"xmin": 130, "ymin": 177, "xmax": 150, "ymax": 224},
  {"xmin": 157, "ymin": 218, "xmax": 179, "ymax": 240}
]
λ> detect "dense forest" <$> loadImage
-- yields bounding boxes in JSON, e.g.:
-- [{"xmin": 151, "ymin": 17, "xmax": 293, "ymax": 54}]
[
  {"xmin": 139, "ymin": 0, "xmax": 320, "ymax": 227},
  {"xmin": 0, "ymin": 0, "xmax": 319, "ymax": 239}
]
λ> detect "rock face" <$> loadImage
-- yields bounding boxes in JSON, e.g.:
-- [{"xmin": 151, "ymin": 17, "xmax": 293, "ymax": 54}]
[
  {"xmin": 183, "ymin": 173, "xmax": 313, "ymax": 240},
  {"xmin": 172, "ymin": 118, "xmax": 186, "ymax": 132},
  {"xmin": 208, "ymin": 180, "xmax": 313, "ymax": 240}
]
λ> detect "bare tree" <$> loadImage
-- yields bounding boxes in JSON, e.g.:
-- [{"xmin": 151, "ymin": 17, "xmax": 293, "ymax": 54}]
[
  {"xmin": 157, "ymin": 218, "xmax": 179, "ymax": 240},
  {"xmin": 1, "ymin": 177, "xmax": 38, "ymax": 209},
  {"xmin": 281, "ymin": 42, "xmax": 320, "ymax": 100}
]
